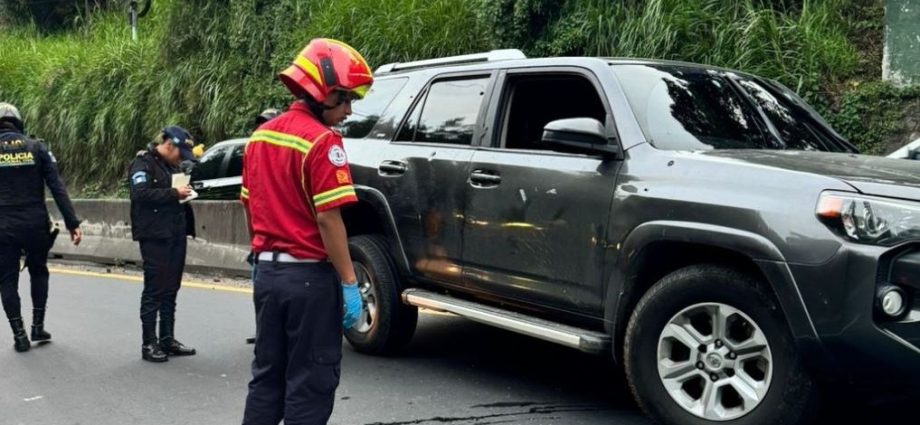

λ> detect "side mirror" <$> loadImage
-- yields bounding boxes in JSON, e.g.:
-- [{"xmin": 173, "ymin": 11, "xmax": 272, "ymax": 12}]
[{"xmin": 541, "ymin": 118, "xmax": 622, "ymax": 158}]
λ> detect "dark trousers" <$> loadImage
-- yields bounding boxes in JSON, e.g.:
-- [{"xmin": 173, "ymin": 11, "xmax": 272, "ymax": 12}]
[
  {"xmin": 139, "ymin": 237, "xmax": 187, "ymax": 328},
  {"xmin": 0, "ymin": 228, "xmax": 50, "ymax": 321},
  {"xmin": 242, "ymin": 260, "xmax": 343, "ymax": 425}
]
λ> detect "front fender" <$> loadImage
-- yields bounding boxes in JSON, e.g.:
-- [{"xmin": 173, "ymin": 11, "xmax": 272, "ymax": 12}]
[{"xmin": 606, "ymin": 221, "xmax": 822, "ymax": 365}]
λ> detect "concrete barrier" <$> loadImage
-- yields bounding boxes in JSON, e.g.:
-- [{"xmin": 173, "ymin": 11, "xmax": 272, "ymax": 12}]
[{"xmin": 46, "ymin": 199, "xmax": 251, "ymax": 276}]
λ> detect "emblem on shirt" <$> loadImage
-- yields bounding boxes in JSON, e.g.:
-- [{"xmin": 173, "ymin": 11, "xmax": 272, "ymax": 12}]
[
  {"xmin": 132, "ymin": 171, "xmax": 148, "ymax": 185},
  {"xmin": 328, "ymin": 145, "xmax": 347, "ymax": 167},
  {"xmin": 336, "ymin": 169, "xmax": 350, "ymax": 184}
]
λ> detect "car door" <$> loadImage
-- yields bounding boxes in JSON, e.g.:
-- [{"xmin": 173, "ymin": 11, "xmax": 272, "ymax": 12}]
[
  {"xmin": 375, "ymin": 72, "xmax": 495, "ymax": 285},
  {"xmin": 191, "ymin": 140, "xmax": 240, "ymax": 200},
  {"xmin": 462, "ymin": 68, "xmax": 622, "ymax": 317}
]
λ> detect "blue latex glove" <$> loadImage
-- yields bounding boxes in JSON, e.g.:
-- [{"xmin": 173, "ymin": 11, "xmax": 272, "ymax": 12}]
[{"xmin": 342, "ymin": 282, "xmax": 364, "ymax": 330}]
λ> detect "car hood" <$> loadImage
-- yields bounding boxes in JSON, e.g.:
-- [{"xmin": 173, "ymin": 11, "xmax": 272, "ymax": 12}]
[{"xmin": 699, "ymin": 150, "xmax": 920, "ymax": 200}]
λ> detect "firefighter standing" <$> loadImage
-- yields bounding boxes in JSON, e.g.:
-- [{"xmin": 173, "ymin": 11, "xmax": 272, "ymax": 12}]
[
  {"xmin": 245, "ymin": 107, "xmax": 280, "ymax": 346},
  {"xmin": 128, "ymin": 126, "xmax": 200, "ymax": 362},
  {"xmin": 0, "ymin": 102, "xmax": 82, "ymax": 353},
  {"xmin": 240, "ymin": 39, "xmax": 371, "ymax": 424}
]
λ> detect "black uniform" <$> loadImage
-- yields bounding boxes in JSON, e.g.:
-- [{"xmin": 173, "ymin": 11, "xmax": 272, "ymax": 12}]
[
  {"xmin": 128, "ymin": 146, "xmax": 195, "ymax": 347},
  {"xmin": 0, "ymin": 130, "xmax": 79, "ymax": 322}
]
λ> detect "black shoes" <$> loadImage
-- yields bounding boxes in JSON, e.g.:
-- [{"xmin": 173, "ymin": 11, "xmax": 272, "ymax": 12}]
[
  {"xmin": 9, "ymin": 318, "xmax": 30, "ymax": 353},
  {"xmin": 142, "ymin": 342, "xmax": 169, "ymax": 362},
  {"xmin": 31, "ymin": 308, "xmax": 51, "ymax": 341},
  {"xmin": 158, "ymin": 319, "xmax": 196, "ymax": 356},
  {"xmin": 160, "ymin": 338, "xmax": 197, "ymax": 356},
  {"xmin": 142, "ymin": 323, "xmax": 168, "ymax": 363}
]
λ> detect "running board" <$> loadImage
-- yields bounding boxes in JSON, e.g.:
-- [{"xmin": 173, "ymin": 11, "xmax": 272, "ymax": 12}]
[{"xmin": 402, "ymin": 288, "xmax": 611, "ymax": 354}]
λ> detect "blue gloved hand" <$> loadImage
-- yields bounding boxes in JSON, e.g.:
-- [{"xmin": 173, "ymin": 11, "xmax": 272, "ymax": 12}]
[{"xmin": 342, "ymin": 281, "xmax": 364, "ymax": 330}]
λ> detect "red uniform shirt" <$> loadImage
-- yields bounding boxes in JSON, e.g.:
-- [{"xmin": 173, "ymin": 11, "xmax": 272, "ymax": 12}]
[{"xmin": 241, "ymin": 101, "xmax": 358, "ymax": 260}]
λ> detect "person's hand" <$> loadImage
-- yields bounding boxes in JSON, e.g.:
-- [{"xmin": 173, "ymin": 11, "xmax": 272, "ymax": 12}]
[
  {"xmin": 70, "ymin": 227, "xmax": 82, "ymax": 246},
  {"xmin": 176, "ymin": 185, "xmax": 193, "ymax": 200},
  {"xmin": 341, "ymin": 281, "xmax": 364, "ymax": 330}
]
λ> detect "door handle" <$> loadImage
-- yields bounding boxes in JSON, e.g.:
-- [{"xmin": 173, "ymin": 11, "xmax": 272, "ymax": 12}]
[
  {"xmin": 469, "ymin": 170, "xmax": 502, "ymax": 187},
  {"xmin": 378, "ymin": 160, "xmax": 408, "ymax": 176}
]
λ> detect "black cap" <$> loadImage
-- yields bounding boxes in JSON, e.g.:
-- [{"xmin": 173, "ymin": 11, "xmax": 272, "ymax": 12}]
[{"xmin": 162, "ymin": 126, "xmax": 197, "ymax": 162}]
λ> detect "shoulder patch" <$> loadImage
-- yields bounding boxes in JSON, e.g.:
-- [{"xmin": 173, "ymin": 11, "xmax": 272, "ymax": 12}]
[
  {"xmin": 328, "ymin": 145, "xmax": 347, "ymax": 167},
  {"xmin": 132, "ymin": 171, "xmax": 148, "ymax": 185},
  {"xmin": 336, "ymin": 169, "xmax": 351, "ymax": 184},
  {"xmin": 48, "ymin": 151, "xmax": 57, "ymax": 163}
]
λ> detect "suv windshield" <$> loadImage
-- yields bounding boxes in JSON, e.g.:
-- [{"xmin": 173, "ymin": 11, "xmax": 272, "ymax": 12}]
[{"xmin": 611, "ymin": 64, "xmax": 854, "ymax": 153}]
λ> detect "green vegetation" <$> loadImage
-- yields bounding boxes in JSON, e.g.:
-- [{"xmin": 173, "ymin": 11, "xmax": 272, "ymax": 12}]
[{"xmin": 0, "ymin": 0, "xmax": 914, "ymax": 196}]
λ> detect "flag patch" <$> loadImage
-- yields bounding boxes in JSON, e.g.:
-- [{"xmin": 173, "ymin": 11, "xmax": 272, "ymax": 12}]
[{"xmin": 132, "ymin": 171, "xmax": 148, "ymax": 185}]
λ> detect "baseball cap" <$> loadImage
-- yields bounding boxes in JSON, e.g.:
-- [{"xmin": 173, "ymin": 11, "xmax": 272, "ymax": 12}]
[{"xmin": 162, "ymin": 125, "xmax": 198, "ymax": 162}]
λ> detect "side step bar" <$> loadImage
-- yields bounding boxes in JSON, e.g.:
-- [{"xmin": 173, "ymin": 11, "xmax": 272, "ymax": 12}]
[{"xmin": 402, "ymin": 288, "xmax": 611, "ymax": 355}]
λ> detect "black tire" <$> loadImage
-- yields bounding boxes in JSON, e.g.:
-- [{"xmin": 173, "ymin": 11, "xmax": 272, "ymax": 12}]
[
  {"xmin": 624, "ymin": 264, "xmax": 818, "ymax": 425},
  {"xmin": 345, "ymin": 234, "xmax": 418, "ymax": 355}
]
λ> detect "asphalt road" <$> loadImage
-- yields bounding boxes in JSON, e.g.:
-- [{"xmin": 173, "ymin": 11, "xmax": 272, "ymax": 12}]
[{"xmin": 0, "ymin": 265, "xmax": 913, "ymax": 425}]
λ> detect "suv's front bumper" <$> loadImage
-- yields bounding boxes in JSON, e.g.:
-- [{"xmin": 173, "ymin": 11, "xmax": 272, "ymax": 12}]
[{"xmin": 789, "ymin": 243, "xmax": 920, "ymax": 391}]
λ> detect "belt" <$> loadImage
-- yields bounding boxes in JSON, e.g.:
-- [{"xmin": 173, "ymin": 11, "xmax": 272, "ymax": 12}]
[{"xmin": 256, "ymin": 252, "xmax": 322, "ymax": 263}]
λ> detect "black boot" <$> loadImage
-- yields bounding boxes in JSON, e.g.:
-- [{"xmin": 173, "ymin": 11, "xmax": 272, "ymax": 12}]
[
  {"xmin": 141, "ymin": 322, "xmax": 168, "ymax": 363},
  {"xmin": 159, "ymin": 319, "xmax": 196, "ymax": 356},
  {"xmin": 31, "ymin": 308, "xmax": 51, "ymax": 341},
  {"xmin": 9, "ymin": 318, "xmax": 30, "ymax": 352}
]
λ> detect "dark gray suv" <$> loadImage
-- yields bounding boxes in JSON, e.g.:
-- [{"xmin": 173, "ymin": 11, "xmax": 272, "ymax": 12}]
[{"xmin": 269, "ymin": 50, "xmax": 920, "ymax": 425}]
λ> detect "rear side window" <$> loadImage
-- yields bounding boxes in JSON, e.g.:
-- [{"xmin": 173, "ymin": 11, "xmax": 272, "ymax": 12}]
[
  {"xmin": 338, "ymin": 77, "xmax": 408, "ymax": 139},
  {"xmin": 396, "ymin": 77, "xmax": 489, "ymax": 145},
  {"xmin": 612, "ymin": 64, "xmax": 768, "ymax": 151}
]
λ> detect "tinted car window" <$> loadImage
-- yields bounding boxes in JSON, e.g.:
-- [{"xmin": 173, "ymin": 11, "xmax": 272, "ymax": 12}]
[
  {"xmin": 612, "ymin": 64, "xmax": 768, "ymax": 151},
  {"xmin": 191, "ymin": 143, "xmax": 231, "ymax": 181},
  {"xmin": 337, "ymin": 77, "xmax": 408, "ymax": 139},
  {"xmin": 735, "ymin": 76, "xmax": 851, "ymax": 152},
  {"xmin": 226, "ymin": 142, "xmax": 244, "ymax": 177},
  {"xmin": 397, "ymin": 77, "xmax": 489, "ymax": 145}
]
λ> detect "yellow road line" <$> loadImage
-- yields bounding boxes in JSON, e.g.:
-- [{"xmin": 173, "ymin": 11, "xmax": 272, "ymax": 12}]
[
  {"xmin": 48, "ymin": 267, "xmax": 254, "ymax": 294},
  {"xmin": 48, "ymin": 267, "xmax": 454, "ymax": 316}
]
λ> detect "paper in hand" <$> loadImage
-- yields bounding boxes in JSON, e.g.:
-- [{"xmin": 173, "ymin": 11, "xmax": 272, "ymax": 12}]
[{"xmin": 171, "ymin": 173, "xmax": 190, "ymax": 189}]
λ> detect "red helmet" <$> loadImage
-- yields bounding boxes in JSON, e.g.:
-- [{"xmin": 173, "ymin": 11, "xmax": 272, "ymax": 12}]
[{"xmin": 279, "ymin": 38, "xmax": 374, "ymax": 102}]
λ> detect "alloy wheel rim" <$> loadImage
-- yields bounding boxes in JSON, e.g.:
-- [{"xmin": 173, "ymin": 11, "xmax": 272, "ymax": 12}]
[
  {"xmin": 656, "ymin": 302, "xmax": 773, "ymax": 421},
  {"xmin": 353, "ymin": 262, "xmax": 378, "ymax": 334}
]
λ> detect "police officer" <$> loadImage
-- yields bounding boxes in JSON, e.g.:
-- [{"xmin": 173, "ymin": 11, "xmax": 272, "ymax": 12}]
[
  {"xmin": 245, "ymin": 107, "xmax": 280, "ymax": 346},
  {"xmin": 128, "ymin": 126, "xmax": 199, "ymax": 362},
  {"xmin": 0, "ymin": 102, "xmax": 82, "ymax": 353},
  {"xmin": 241, "ymin": 39, "xmax": 372, "ymax": 424}
]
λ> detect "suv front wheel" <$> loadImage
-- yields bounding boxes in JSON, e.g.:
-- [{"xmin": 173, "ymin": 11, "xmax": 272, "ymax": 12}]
[
  {"xmin": 624, "ymin": 265, "xmax": 818, "ymax": 425},
  {"xmin": 345, "ymin": 235, "xmax": 418, "ymax": 355}
]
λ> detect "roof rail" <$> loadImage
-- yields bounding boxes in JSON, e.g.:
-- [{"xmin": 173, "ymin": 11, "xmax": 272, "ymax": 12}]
[{"xmin": 375, "ymin": 49, "xmax": 526, "ymax": 74}]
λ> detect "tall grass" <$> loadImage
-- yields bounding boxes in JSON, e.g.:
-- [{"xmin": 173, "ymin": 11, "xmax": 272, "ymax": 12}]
[
  {"xmin": 0, "ymin": 0, "xmax": 491, "ymax": 194},
  {"xmin": 536, "ymin": 0, "xmax": 858, "ymax": 99}
]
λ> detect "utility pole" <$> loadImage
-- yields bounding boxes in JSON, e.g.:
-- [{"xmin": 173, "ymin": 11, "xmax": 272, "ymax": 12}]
[
  {"xmin": 127, "ymin": 0, "xmax": 151, "ymax": 41},
  {"xmin": 128, "ymin": 0, "xmax": 138, "ymax": 41}
]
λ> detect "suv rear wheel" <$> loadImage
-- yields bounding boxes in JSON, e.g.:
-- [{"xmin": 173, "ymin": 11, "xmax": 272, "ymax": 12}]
[
  {"xmin": 345, "ymin": 235, "xmax": 418, "ymax": 355},
  {"xmin": 624, "ymin": 265, "xmax": 818, "ymax": 425}
]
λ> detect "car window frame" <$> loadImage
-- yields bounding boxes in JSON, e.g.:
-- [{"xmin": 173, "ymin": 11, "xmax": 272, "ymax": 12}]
[
  {"xmin": 391, "ymin": 70, "xmax": 497, "ymax": 149},
  {"xmin": 482, "ymin": 66, "xmax": 620, "ymax": 158}
]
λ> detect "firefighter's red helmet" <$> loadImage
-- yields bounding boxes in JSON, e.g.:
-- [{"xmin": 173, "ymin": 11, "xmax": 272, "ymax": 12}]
[{"xmin": 279, "ymin": 38, "xmax": 374, "ymax": 102}]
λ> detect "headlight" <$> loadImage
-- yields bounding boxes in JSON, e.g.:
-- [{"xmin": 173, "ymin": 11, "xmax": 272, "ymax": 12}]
[{"xmin": 817, "ymin": 193, "xmax": 920, "ymax": 246}]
